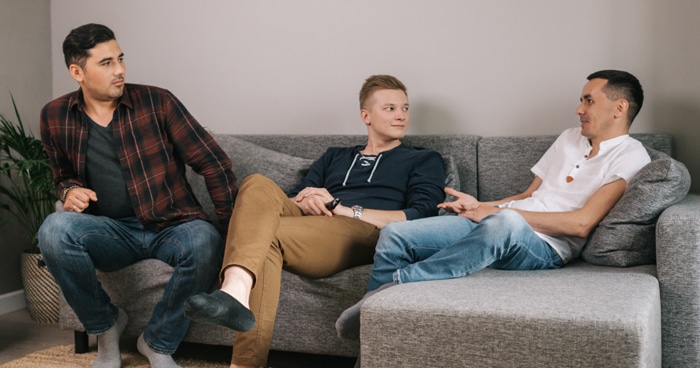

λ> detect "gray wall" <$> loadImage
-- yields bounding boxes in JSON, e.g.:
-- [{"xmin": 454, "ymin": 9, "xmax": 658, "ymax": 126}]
[
  {"xmin": 1, "ymin": 0, "xmax": 700, "ymax": 297},
  {"xmin": 649, "ymin": 1, "xmax": 700, "ymax": 196},
  {"xmin": 49, "ymin": 0, "xmax": 700, "ymax": 193},
  {"xmin": 0, "ymin": 0, "xmax": 52, "ymax": 295}
]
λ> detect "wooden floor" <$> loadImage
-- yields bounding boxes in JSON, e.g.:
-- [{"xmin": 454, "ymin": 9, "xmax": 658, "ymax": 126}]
[
  {"xmin": 0, "ymin": 308, "xmax": 74, "ymax": 364},
  {"xmin": 0, "ymin": 308, "xmax": 356, "ymax": 367}
]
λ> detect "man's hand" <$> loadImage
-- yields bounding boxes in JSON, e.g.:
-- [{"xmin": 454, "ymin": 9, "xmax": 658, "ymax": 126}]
[
  {"xmin": 437, "ymin": 188, "xmax": 480, "ymax": 214},
  {"xmin": 294, "ymin": 187, "xmax": 334, "ymax": 216},
  {"xmin": 458, "ymin": 204, "xmax": 500, "ymax": 223},
  {"xmin": 438, "ymin": 188, "xmax": 500, "ymax": 223},
  {"xmin": 63, "ymin": 187, "xmax": 98, "ymax": 213}
]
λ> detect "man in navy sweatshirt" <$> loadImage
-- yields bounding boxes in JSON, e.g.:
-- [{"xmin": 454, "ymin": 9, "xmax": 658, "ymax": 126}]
[{"xmin": 184, "ymin": 74, "xmax": 446, "ymax": 368}]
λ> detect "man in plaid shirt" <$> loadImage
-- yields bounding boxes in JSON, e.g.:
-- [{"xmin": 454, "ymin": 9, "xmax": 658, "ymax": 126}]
[{"xmin": 37, "ymin": 23, "xmax": 236, "ymax": 368}]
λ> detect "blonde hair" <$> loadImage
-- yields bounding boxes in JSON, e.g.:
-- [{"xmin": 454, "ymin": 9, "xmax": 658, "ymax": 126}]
[{"xmin": 359, "ymin": 75, "xmax": 407, "ymax": 110}]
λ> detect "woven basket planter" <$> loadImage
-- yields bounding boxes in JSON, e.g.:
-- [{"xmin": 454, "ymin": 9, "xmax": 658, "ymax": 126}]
[{"xmin": 20, "ymin": 251, "xmax": 59, "ymax": 323}]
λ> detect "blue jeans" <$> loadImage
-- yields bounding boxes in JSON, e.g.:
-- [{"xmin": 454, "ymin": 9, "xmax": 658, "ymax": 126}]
[
  {"xmin": 37, "ymin": 213, "xmax": 223, "ymax": 354},
  {"xmin": 367, "ymin": 210, "xmax": 563, "ymax": 291}
]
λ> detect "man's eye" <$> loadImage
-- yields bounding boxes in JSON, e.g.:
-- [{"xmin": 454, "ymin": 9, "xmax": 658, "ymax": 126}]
[
  {"xmin": 402, "ymin": 107, "xmax": 409, "ymax": 112},
  {"xmin": 385, "ymin": 107, "xmax": 394, "ymax": 111}
]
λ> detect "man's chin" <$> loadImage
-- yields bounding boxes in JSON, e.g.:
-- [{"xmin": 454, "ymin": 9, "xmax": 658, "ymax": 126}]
[{"xmin": 109, "ymin": 87, "xmax": 125, "ymax": 99}]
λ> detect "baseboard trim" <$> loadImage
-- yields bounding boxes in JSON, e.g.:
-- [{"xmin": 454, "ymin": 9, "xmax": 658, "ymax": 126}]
[{"xmin": 0, "ymin": 289, "xmax": 27, "ymax": 316}]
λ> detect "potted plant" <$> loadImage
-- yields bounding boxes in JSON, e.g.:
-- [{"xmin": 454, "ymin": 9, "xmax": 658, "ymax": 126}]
[{"xmin": 0, "ymin": 95, "xmax": 59, "ymax": 323}]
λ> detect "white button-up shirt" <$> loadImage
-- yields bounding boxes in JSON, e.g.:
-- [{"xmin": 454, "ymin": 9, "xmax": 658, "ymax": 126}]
[{"xmin": 502, "ymin": 127, "xmax": 651, "ymax": 262}]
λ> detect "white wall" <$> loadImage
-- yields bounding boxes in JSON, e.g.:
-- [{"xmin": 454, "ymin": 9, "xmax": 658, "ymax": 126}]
[
  {"xmin": 649, "ymin": 1, "xmax": 700, "ymax": 194},
  {"xmin": 49, "ymin": 0, "xmax": 700, "ymax": 190}
]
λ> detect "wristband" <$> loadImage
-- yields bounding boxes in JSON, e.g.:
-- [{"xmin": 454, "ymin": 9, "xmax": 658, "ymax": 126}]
[{"xmin": 61, "ymin": 185, "xmax": 80, "ymax": 202}]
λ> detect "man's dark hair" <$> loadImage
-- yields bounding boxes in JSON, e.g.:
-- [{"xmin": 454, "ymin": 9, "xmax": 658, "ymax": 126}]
[
  {"xmin": 62, "ymin": 23, "xmax": 116, "ymax": 69},
  {"xmin": 587, "ymin": 70, "xmax": 644, "ymax": 124}
]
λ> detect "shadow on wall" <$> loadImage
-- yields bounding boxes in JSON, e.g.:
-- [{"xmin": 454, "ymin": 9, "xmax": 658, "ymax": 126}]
[{"xmin": 652, "ymin": 98, "xmax": 700, "ymax": 194}]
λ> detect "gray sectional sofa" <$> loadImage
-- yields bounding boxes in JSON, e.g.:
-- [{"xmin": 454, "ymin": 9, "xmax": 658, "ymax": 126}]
[{"xmin": 58, "ymin": 133, "xmax": 699, "ymax": 368}]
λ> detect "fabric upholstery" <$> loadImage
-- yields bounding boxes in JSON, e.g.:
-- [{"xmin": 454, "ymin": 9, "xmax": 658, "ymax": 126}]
[
  {"xmin": 655, "ymin": 194, "xmax": 700, "ymax": 368},
  {"xmin": 218, "ymin": 136, "xmax": 314, "ymax": 193},
  {"xmin": 57, "ymin": 133, "xmax": 700, "ymax": 368},
  {"xmin": 440, "ymin": 155, "xmax": 460, "ymax": 208},
  {"xmin": 582, "ymin": 149, "xmax": 691, "ymax": 267},
  {"xmin": 361, "ymin": 262, "xmax": 661, "ymax": 368}
]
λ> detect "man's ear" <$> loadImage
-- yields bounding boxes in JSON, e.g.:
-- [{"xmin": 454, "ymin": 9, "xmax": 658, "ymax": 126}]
[
  {"xmin": 360, "ymin": 109, "xmax": 371, "ymax": 126},
  {"xmin": 614, "ymin": 99, "xmax": 629, "ymax": 120},
  {"xmin": 68, "ymin": 64, "xmax": 83, "ymax": 83}
]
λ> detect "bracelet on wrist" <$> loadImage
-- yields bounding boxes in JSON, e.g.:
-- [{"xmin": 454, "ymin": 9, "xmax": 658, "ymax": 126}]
[{"xmin": 61, "ymin": 185, "xmax": 80, "ymax": 202}]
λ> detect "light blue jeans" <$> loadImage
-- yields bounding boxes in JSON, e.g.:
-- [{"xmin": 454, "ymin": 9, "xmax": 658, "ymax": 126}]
[
  {"xmin": 37, "ymin": 212, "xmax": 222, "ymax": 354},
  {"xmin": 367, "ymin": 210, "xmax": 563, "ymax": 291}
]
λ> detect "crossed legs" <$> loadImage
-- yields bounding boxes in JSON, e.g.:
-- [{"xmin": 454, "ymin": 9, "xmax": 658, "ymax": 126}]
[
  {"xmin": 184, "ymin": 174, "xmax": 379, "ymax": 367},
  {"xmin": 336, "ymin": 211, "xmax": 563, "ymax": 341}
]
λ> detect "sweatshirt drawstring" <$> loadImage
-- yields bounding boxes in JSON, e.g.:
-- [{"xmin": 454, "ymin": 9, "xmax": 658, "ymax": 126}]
[
  {"xmin": 342, "ymin": 153, "xmax": 359, "ymax": 186},
  {"xmin": 342, "ymin": 152, "xmax": 383, "ymax": 185},
  {"xmin": 367, "ymin": 154, "xmax": 382, "ymax": 183}
]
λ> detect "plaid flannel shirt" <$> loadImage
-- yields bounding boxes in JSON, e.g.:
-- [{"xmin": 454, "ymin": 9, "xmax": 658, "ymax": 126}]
[{"xmin": 40, "ymin": 84, "xmax": 237, "ymax": 231}]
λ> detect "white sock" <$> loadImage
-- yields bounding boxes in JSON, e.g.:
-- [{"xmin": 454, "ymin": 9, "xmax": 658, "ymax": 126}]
[
  {"xmin": 137, "ymin": 332, "xmax": 182, "ymax": 368},
  {"xmin": 92, "ymin": 308, "xmax": 128, "ymax": 368}
]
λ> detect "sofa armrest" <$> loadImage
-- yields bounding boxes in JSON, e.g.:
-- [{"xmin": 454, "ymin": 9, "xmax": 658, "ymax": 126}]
[{"xmin": 655, "ymin": 193, "xmax": 700, "ymax": 368}]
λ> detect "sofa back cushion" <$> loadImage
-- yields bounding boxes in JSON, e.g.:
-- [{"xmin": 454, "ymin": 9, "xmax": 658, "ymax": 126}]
[
  {"xmin": 234, "ymin": 135, "xmax": 480, "ymax": 197},
  {"xmin": 187, "ymin": 134, "xmax": 481, "ymax": 223},
  {"xmin": 581, "ymin": 149, "xmax": 691, "ymax": 267},
  {"xmin": 477, "ymin": 135, "xmax": 555, "ymax": 201}
]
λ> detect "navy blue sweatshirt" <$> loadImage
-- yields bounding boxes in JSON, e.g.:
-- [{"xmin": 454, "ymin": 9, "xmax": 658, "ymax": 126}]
[{"xmin": 288, "ymin": 144, "xmax": 446, "ymax": 220}]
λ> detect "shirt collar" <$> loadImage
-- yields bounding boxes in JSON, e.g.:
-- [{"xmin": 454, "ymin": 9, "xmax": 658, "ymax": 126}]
[
  {"xmin": 69, "ymin": 84, "xmax": 134, "ymax": 111},
  {"xmin": 597, "ymin": 134, "xmax": 630, "ymax": 154}
]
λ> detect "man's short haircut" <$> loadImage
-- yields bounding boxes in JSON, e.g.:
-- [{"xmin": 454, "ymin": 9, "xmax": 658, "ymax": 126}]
[
  {"xmin": 359, "ymin": 75, "xmax": 408, "ymax": 110},
  {"xmin": 587, "ymin": 70, "xmax": 644, "ymax": 124},
  {"xmin": 63, "ymin": 23, "xmax": 116, "ymax": 69}
]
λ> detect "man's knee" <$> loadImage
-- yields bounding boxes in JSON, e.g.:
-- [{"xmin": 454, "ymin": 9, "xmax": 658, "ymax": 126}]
[
  {"xmin": 37, "ymin": 212, "xmax": 81, "ymax": 255},
  {"xmin": 484, "ymin": 210, "xmax": 527, "ymax": 228},
  {"xmin": 480, "ymin": 210, "xmax": 534, "ymax": 243},
  {"xmin": 38, "ymin": 211, "xmax": 70, "ymax": 236},
  {"xmin": 376, "ymin": 222, "xmax": 404, "ymax": 250},
  {"xmin": 240, "ymin": 173, "xmax": 275, "ymax": 191}
]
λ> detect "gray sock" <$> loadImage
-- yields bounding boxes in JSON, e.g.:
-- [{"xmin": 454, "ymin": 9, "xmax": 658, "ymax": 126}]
[
  {"xmin": 92, "ymin": 307, "xmax": 128, "ymax": 368},
  {"xmin": 335, "ymin": 283, "xmax": 393, "ymax": 340},
  {"xmin": 137, "ymin": 332, "xmax": 182, "ymax": 368}
]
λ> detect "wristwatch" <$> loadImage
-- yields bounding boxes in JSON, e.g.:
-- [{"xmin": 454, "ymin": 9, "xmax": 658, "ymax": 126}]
[{"xmin": 351, "ymin": 205, "xmax": 364, "ymax": 219}]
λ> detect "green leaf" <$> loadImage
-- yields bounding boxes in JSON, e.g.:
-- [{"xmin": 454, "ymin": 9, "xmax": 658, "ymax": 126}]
[{"xmin": 0, "ymin": 93, "xmax": 55, "ymax": 251}]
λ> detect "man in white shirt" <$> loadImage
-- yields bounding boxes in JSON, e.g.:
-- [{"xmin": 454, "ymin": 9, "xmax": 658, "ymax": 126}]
[{"xmin": 336, "ymin": 69, "xmax": 651, "ymax": 341}]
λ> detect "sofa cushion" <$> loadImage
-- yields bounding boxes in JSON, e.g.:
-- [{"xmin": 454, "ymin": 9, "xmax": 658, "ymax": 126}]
[
  {"xmin": 443, "ymin": 155, "xmax": 460, "ymax": 197},
  {"xmin": 218, "ymin": 136, "xmax": 314, "ymax": 193},
  {"xmin": 361, "ymin": 262, "xmax": 661, "ymax": 368},
  {"xmin": 581, "ymin": 149, "xmax": 691, "ymax": 267}
]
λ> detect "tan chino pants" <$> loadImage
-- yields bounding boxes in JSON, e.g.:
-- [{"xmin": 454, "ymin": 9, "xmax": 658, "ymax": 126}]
[{"xmin": 221, "ymin": 174, "xmax": 379, "ymax": 366}]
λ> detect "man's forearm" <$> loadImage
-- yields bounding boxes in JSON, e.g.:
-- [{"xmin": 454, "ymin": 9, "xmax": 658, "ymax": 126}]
[
  {"xmin": 514, "ymin": 181, "xmax": 627, "ymax": 238},
  {"xmin": 335, "ymin": 206, "xmax": 406, "ymax": 229},
  {"xmin": 512, "ymin": 209, "xmax": 592, "ymax": 238}
]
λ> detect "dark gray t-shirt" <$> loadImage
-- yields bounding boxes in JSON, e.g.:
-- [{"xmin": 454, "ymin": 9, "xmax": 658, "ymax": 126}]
[{"xmin": 85, "ymin": 114, "xmax": 134, "ymax": 218}]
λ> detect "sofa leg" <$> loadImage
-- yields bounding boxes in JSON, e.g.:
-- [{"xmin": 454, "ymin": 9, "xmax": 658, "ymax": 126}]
[{"xmin": 74, "ymin": 330, "xmax": 89, "ymax": 354}]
